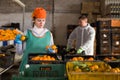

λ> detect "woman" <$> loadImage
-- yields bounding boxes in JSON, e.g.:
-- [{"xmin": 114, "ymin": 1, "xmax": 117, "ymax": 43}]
[{"xmin": 16, "ymin": 7, "xmax": 54, "ymax": 72}]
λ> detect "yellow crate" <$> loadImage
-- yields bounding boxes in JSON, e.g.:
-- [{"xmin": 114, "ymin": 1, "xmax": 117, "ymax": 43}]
[
  {"xmin": 67, "ymin": 72, "xmax": 120, "ymax": 80},
  {"xmin": 66, "ymin": 61, "xmax": 120, "ymax": 80}
]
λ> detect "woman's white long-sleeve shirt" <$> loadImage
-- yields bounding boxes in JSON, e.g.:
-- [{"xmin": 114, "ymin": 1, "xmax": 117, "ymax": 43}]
[
  {"xmin": 16, "ymin": 27, "xmax": 54, "ymax": 55},
  {"xmin": 67, "ymin": 24, "xmax": 95, "ymax": 55}
]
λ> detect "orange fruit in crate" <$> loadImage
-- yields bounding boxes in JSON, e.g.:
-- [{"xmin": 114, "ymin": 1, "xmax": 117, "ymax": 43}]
[
  {"xmin": 39, "ymin": 57, "xmax": 43, "ymax": 60},
  {"xmin": 90, "ymin": 66, "xmax": 95, "ymax": 71},
  {"xmin": 43, "ymin": 57, "xmax": 48, "ymax": 60},
  {"xmin": 31, "ymin": 56, "xmax": 40, "ymax": 60},
  {"xmin": 72, "ymin": 57, "xmax": 78, "ymax": 61},
  {"xmin": 104, "ymin": 57, "xmax": 110, "ymax": 61},
  {"xmin": 43, "ymin": 55, "xmax": 47, "ymax": 58},
  {"xmin": 74, "ymin": 66, "xmax": 82, "ymax": 72},
  {"xmin": 51, "ymin": 57, "xmax": 55, "ymax": 61},
  {"xmin": 110, "ymin": 68, "xmax": 118, "ymax": 73},
  {"xmin": 87, "ymin": 57, "xmax": 94, "ymax": 61},
  {"xmin": 90, "ymin": 64, "xmax": 99, "ymax": 71},
  {"xmin": 93, "ymin": 65, "xmax": 99, "ymax": 70},
  {"xmin": 78, "ymin": 57, "xmax": 84, "ymax": 61},
  {"xmin": 115, "ymin": 68, "xmax": 120, "ymax": 72},
  {"xmin": 47, "ymin": 55, "xmax": 50, "ymax": 58},
  {"xmin": 47, "ymin": 57, "xmax": 51, "ymax": 61}
]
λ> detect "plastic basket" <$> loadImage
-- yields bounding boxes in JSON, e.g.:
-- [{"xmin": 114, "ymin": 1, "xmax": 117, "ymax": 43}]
[
  {"xmin": 23, "ymin": 63, "xmax": 66, "ymax": 77},
  {"xmin": 12, "ymin": 75, "xmax": 66, "ymax": 80},
  {"xmin": 66, "ymin": 61, "xmax": 120, "ymax": 80},
  {"xmin": 0, "ymin": 51, "xmax": 15, "ymax": 68}
]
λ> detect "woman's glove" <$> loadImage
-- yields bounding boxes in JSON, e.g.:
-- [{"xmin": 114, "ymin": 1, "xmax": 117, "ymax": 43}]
[
  {"xmin": 15, "ymin": 34, "xmax": 23, "ymax": 55},
  {"xmin": 48, "ymin": 48, "xmax": 55, "ymax": 53},
  {"xmin": 15, "ymin": 34, "xmax": 27, "ymax": 44},
  {"xmin": 15, "ymin": 34, "xmax": 22, "ymax": 44},
  {"xmin": 77, "ymin": 48, "xmax": 83, "ymax": 54},
  {"xmin": 46, "ymin": 45, "xmax": 57, "ymax": 53}
]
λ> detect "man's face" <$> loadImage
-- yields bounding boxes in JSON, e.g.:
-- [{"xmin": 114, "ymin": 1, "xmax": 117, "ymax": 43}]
[
  {"xmin": 78, "ymin": 19, "xmax": 87, "ymax": 27},
  {"xmin": 34, "ymin": 18, "xmax": 46, "ymax": 28}
]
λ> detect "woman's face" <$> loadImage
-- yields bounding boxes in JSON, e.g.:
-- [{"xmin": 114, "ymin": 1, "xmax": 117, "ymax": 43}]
[{"xmin": 34, "ymin": 18, "xmax": 46, "ymax": 28}]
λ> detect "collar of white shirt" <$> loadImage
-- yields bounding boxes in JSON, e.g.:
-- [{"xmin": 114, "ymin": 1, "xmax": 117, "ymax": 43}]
[{"xmin": 31, "ymin": 25, "xmax": 48, "ymax": 37}]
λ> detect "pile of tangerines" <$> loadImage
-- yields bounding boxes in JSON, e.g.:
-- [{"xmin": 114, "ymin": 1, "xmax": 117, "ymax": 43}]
[
  {"xmin": 31, "ymin": 55, "xmax": 56, "ymax": 61},
  {"xmin": 71, "ymin": 57, "xmax": 94, "ymax": 61},
  {"xmin": 0, "ymin": 29, "xmax": 19, "ymax": 41}
]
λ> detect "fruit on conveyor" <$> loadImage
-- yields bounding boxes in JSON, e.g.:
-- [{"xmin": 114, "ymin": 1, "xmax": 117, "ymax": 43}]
[{"xmin": 110, "ymin": 68, "xmax": 120, "ymax": 73}]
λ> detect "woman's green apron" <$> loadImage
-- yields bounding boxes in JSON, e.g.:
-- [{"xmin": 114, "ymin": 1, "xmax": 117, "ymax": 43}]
[{"xmin": 19, "ymin": 29, "xmax": 51, "ymax": 72}]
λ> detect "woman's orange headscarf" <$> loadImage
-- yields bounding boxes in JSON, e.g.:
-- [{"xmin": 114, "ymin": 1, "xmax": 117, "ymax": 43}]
[{"xmin": 32, "ymin": 7, "xmax": 46, "ymax": 18}]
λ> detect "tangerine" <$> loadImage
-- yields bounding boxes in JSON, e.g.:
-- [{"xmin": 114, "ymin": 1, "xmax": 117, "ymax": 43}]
[
  {"xmin": 20, "ymin": 35, "xmax": 26, "ymax": 41},
  {"xmin": 51, "ymin": 45, "xmax": 57, "ymax": 49}
]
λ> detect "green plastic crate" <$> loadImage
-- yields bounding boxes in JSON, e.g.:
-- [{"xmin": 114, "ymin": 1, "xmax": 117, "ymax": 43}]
[{"xmin": 24, "ymin": 63, "xmax": 66, "ymax": 77}]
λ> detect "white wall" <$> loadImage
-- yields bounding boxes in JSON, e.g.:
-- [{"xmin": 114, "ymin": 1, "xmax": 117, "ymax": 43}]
[
  {"xmin": 54, "ymin": 13, "xmax": 80, "ymax": 45},
  {"xmin": 0, "ymin": 13, "xmax": 31, "ymax": 30}
]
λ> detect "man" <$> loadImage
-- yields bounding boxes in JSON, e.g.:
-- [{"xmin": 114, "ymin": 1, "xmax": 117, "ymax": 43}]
[{"xmin": 67, "ymin": 15, "xmax": 95, "ymax": 55}]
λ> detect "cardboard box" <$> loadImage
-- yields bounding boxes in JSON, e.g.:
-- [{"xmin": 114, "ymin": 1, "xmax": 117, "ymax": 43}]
[
  {"xmin": 81, "ymin": 2, "xmax": 100, "ymax": 13},
  {"xmin": 111, "ymin": 19, "xmax": 120, "ymax": 27}
]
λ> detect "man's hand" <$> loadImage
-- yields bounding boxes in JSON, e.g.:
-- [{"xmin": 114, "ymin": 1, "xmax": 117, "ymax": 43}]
[
  {"xmin": 66, "ymin": 47, "xmax": 70, "ymax": 52},
  {"xmin": 77, "ymin": 48, "xmax": 83, "ymax": 54}
]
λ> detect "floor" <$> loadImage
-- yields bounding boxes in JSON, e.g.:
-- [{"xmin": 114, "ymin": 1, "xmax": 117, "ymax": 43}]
[
  {"xmin": 1, "ymin": 53, "xmax": 22, "ymax": 80},
  {"xmin": 1, "ymin": 63, "xmax": 20, "ymax": 80}
]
